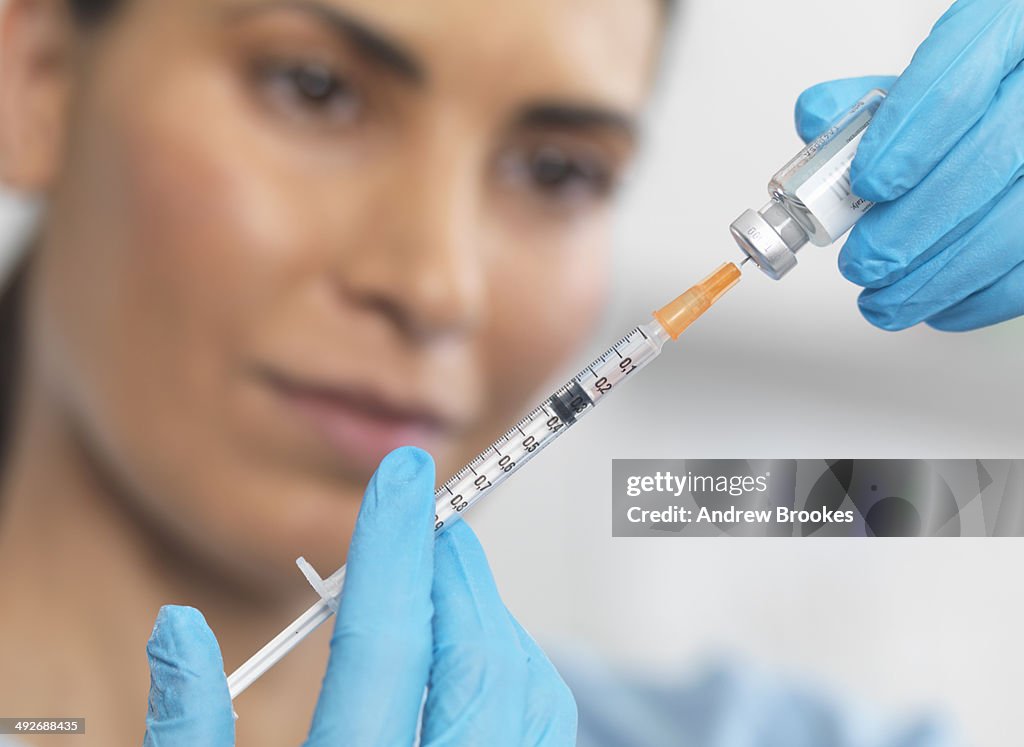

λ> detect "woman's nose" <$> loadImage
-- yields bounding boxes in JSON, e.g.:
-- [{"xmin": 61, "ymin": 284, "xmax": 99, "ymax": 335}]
[{"xmin": 334, "ymin": 142, "xmax": 487, "ymax": 343}]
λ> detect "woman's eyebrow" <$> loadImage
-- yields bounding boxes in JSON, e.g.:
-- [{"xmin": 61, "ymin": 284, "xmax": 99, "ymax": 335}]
[
  {"xmin": 517, "ymin": 103, "xmax": 638, "ymax": 142},
  {"xmin": 224, "ymin": 0, "xmax": 425, "ymax": 85}
]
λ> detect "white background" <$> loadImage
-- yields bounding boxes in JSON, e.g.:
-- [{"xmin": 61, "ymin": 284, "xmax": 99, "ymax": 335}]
[{"xmin": 1, "ymin": 1, "xmax": 1020, "ymax": 745}]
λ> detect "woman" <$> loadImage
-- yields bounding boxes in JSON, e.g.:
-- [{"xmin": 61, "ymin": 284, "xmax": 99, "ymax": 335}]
[{"xmin": 0, "ymin": 0, "xmax": 659, "ymax": 743}]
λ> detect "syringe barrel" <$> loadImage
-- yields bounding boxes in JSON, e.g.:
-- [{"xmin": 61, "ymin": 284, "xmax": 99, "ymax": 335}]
[
  {"xmin": 432, "ymin": 320, "xmax": 668, "ymax": 530},
  {"xmin": 732, "ymin": 89, "xmax": 887, "ymax": 280}
]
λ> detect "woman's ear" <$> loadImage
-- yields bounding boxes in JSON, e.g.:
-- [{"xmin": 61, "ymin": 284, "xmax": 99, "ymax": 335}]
[{"xmin": 0, "ymin": 0, "xmax": 74, "ymax": 192}]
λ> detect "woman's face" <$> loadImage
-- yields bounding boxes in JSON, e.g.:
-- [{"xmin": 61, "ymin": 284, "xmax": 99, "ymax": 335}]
[{"xmin": 29, "ymin": 0, "xmax": 660, "ymax": 586}]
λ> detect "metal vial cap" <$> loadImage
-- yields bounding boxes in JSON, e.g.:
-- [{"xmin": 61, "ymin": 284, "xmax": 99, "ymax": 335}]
[{"xmin": 730, "ymin": 200, "xmax": 809, "ymax": 281}]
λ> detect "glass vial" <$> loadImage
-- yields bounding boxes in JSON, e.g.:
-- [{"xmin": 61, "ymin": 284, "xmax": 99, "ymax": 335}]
[{"xmin": 730, "ymin": 89, "xmax": 886, "ymax": 280}]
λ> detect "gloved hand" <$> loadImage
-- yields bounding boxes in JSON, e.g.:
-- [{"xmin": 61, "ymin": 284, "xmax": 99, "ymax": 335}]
[
  {"xmin": 794, "ymin": 0, "xmax": 1024, "ymax": 331},
  {"xmin": 142, "ymin": 447, "xmax": 576, "ymax": 746}
]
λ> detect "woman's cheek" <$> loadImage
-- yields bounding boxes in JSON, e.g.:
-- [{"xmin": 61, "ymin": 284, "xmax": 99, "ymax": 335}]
[
  {"xmin": 58, "ymin": 85, "xmax": 276, "ymax": 435},
  {"xmin": 482, "ymin": 222, "xmax": 612, "ymax": 427},
  {"xmin": 37, "ymin": 59, "xmax": 338, "ymax": 574}
]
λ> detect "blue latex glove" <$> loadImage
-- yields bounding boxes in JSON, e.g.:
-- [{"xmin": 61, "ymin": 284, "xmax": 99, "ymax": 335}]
[
  {"xmin": 794, "ymin": 0, "xmax": 1024, "ymax": 331},
  {"xmin": 555, "ymin": 651, "xmax": 961, "ymax": 747},
  {"xmin": 143, "ymin": 447, "xmax": 576, "ymax": 746}
]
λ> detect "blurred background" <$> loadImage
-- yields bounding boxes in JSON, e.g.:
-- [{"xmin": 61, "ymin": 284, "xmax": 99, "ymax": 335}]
[
  {"xmin": 1, "ymin": 0, "xmax": 1020, "ymax": 744},
  {"xmin": 477, "ymin": 2, "xmax": 1023, "ymax": 745}
]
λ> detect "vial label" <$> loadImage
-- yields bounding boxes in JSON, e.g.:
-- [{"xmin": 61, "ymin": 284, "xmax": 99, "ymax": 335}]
[
  {"xmin": 792, "ymin": 127, "xmax": 873, "ymax": 241},
  {"xmin": 770, "ymin": 91, "xmax": 883, "ymax": 246}
]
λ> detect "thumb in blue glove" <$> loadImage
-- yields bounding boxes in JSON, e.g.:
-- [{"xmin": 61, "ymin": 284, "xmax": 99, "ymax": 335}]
[
  {"xmin": 794, "ymin": 75, "xmax": 898, "ymax": 146},
  {"xmin": 303, "ymin": 446, "xmax": 577, "ymax": 746},
  {"xmin": 144, "ymin": 606, "xmax": 235, "ymax": 745}
]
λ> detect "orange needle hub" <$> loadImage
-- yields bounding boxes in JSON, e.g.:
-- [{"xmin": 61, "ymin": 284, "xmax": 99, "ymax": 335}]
[{"xmin": 653, "ymin": 262, "xmax": 742, "ymax": 340}]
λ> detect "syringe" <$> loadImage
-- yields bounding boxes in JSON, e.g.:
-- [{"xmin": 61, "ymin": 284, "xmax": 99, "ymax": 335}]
[{"xmin": 227, "ymin": 261, "xmax": 743, "ymax": 700}]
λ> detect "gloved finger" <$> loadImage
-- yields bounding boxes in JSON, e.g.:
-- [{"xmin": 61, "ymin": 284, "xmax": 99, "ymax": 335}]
[
  {"xmin": 794, "ymin": 76, "xmax": 898, "ymax": 143},
  {"xmin": 505, "ymin": 612, "xmax": 578, "ymax": 746},
  {"xmin": 926, "ymin": 259, "xmax": 1024, "ymax": 331},
  {"xmin": 839, "ymin": 62, "xmax": 1024, "ymax": 289},
  {"xmin": 853, "ymin": 176, "xmax": 1024, "ymax": 330},
  {"xmin": 850, "ymin": 0, "xmax": 1024, "ymax": 202},
  {"xmin": 144, "ymin": 606, "xmax": 234, "ymax": 746},
  {"xmin": 304, "ymin": 446, "xmax": 436, "ymax": 747},
  {"xmin": 422, "ymin": 519, "xmax": 529, "ymax": 746}
]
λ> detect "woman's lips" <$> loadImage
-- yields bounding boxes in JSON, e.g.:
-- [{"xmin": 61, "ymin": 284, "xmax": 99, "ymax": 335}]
[{"xmin": 262, "ymin": 370, "xmax": 453, "ymax": 471}]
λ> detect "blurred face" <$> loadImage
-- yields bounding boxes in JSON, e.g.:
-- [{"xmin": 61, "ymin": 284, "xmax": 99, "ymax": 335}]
[{"xmin": 30, "ymin": 0, "xmax": 660, "ymax": 585}]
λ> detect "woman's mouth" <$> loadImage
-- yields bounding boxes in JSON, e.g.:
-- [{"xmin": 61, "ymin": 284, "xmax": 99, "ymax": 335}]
[{"xmin": 260, "ymin": 369, "xmax": 456, "ymax": 471}]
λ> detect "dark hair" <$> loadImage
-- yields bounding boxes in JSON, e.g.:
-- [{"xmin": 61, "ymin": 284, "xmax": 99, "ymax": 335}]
[
  {"xmin": 0, "ymin": 1, "xmax": 121, "ymax": 473},
  {"xmin": 0, "ymin": 258, "xmax": 26, "ymax": 474},
  {"xmin": 67, "ymin": 0, "xmax": 121, "ymax": 25}
]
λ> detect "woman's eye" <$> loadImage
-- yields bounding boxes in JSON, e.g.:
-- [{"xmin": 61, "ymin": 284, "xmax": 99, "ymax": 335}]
[
  {"xmin": 290, "ymin": 65, "xmax": 340, "ymax": 102},
  {"xmin": 502, "ymin": 145, "xmax": 616, "ymax": 206},
  {"xmin": 254, "ymin": 60, "xmax": 361, "ymax": 127}
]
